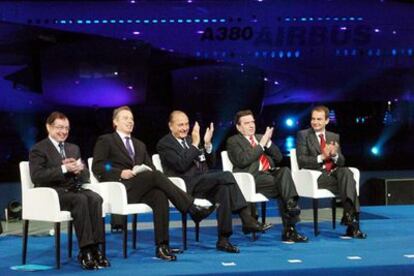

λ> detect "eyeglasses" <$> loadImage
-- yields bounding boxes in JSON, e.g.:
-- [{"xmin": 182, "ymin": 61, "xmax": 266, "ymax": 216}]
[{"xmin": 53, "ymin": 125, "xmax": 70, "ymax": 131}]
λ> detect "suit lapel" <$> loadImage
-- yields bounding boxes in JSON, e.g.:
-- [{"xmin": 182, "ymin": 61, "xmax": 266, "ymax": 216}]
[
  {"xmin": 325, "ymin": 131, "xmax": 335, "ymax": 144},
  {"xmin": 308, "ymin": 129, "xmax": 321, "ymax": 154},
  {"xmin": 238, "ymin": 133, "xmax": 252, "ymax": 148},
  {"xmin": 45, "ymin": 139, "xmax": 64, "ymax": 165},
  {"xmin": 112, "ymin": 132, "xmax": 132, "ymax": 161}
]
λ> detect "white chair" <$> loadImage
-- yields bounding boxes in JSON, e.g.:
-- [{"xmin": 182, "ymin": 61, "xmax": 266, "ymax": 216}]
[
  {"xmin": 152, "ymin": 154, "xmax": 212, "ymax": 249},
  {"xmin": 88, "ymin": 158, "xmax": 152, "ymax": 258},
  {"xmin": 20, "ymin": 161, "xmax": 73, "ymax": 269},
  {"xmin": 20, "ymin": 161, "xmax": 107, "ymax": 269},
  {"xmin": 289, "ymin": 149, "xmax": 360, "ymax": 236},
  {"xmin": 221, "ymin": 151, "xmax": 269, "ymax": 226}
]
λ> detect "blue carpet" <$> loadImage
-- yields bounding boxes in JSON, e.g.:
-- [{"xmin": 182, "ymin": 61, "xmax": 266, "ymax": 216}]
[{"xmin": 2, "ymin": 205, "xmax": 414, "ymax": 275}]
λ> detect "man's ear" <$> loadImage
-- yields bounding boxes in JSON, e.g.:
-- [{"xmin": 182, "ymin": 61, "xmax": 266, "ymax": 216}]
[{"xmin": 235, "ymin": 124, "xmax": 241, "ymax": 133}]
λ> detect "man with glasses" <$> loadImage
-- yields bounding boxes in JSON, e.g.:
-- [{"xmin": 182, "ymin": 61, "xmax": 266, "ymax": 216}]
[{"xmin": 29, "ymin": 111, "xmax": 110, "ymax": 270}]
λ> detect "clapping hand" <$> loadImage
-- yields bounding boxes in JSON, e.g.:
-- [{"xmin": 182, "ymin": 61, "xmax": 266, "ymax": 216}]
[
  {"xmin": 191, "ymin": 121, "xmax": 201, "ymax": 147},
  {"xmin": 259, "ymin": 127, "xmax": 274, "ymax": 147},
  {"xmin": 63, "ymin": 158, "xmax": 84, "ymax": 175},
  {"xmin": 203, "ymin": 122, "xmax": 214, "ymax": 146}
]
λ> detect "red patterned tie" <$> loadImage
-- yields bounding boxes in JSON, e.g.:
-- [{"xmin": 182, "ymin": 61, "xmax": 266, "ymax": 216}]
[
  {"xmin": 319, "ymin": 134, "xmax": 334, "ymax": 173},
  {"xmin": 249, "ymin": 135, "xmax": 270, "ymax": 171}
]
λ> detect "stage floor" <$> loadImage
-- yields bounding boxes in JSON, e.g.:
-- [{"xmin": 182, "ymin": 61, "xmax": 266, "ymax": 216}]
[{"xmin": 1, "ymin": 205, "xmax": 414, "ymax": 275}]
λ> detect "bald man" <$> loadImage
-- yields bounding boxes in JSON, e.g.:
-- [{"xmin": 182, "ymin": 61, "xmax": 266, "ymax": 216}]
[{"xmin": 157, "ymin": 110, "xmax": 270, "ymax": 254}]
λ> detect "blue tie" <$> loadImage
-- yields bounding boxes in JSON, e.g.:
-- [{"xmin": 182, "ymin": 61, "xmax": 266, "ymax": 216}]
[{"xmin": 125, "ymin": 137, "xmax": 134, "ymax": 160}]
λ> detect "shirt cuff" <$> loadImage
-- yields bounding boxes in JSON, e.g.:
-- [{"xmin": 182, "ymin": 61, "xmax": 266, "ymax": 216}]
[
  {"xmin": 205, "ymin": 144, "xmax": 213, "ymax": 154},
  {"xmin": 317, "ymin": 155, "xmax": 324, "ymax": 163},
  {"xmin": 61, "ymin": 165, "xmax": 68, "ymax": 174},
  {"xmin": 332, "ymin": 154, "xmax": 339, "ymax": 163}
]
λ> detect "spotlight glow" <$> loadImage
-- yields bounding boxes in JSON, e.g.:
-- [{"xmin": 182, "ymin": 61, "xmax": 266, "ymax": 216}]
[
  {"xmin": 371, "ymin": 146, "xmax": 380, "ymax": 156},
  {"xmin": 285, "ymin": 118, "xmax": 295, "ymax": 128}
]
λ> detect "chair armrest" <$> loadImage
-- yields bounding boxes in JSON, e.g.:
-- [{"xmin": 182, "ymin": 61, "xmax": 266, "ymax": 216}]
[
  {"xmin": 82, "ymin": 183, "xmax": 108, "ymax": 215},
  {"xmin": 98, "ymin": 182, "xmax": 129, "ymax": 214},
  {"xmin": 82, "ymin": 183, "xmax": 106, "ymax": 197},
  {"xmin": 349, "ymin": 167, "xmax": 360, "ymax": 196},
  {"xmin": 292, "ymin": 169, "xmax": 322, "ymax": 197},
  {"xmin": 23, "ymin": 188, "xmax": 63, "ymax": 221},
  {"xmin": 168, "ymin": 177, "xmax": 187, "ymax": 192},
  {"xmin": 232, "ymin": 172, "xmax": 258, "ymax": 202}
]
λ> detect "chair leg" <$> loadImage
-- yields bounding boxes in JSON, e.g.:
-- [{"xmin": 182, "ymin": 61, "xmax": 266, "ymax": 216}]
[
  {"xmin": 132, "ymin": 214, "xmax": 137, "ymax": 249},
  {"xmin": 195, "ymin": 222, "xmax": 200, "ymax": 242},
  {"xmin": 102, "ymin": 218, "xmax": 106, "ymax": 258},
  {"xmin": 68, "ymin": 221, "xmax": 73, "ymax": 258},
  {"xmin": 331, "ymin": 198, "xmax": 336, "ymax": 229},
  {"xmin": 313, "ymin": 199, "xmax": 319, "ymax": 236},
  {"xmin": 123, "ymin": 215, "xmax": 128, "ymax": 259},
  {"xmin": 261, "ymin": 202, "xmax": 267, "ymax": 224},
  {"xmin": 181, "ymin": 213, "xmax": 187, "ymax": 250},
  {"xmin": 22, "ymin": 220, "xmax": 29, "ymax": 265},
  {"xmin": 54, "ymin": 222, "xmax": 61, "ymax": 269}
]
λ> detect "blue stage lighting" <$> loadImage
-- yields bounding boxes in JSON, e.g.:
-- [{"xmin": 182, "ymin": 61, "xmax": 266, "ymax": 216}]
[
  {"xmin": 285, "ymin": 136, "xmax": 295, "ymax": 152},
  {"xmin": 371, "ymin": 146, "xmax": 380, "ymax": 156},
  {"xmin": 285, "ymin": 118, "xmax": 295, "ymax": 128}
]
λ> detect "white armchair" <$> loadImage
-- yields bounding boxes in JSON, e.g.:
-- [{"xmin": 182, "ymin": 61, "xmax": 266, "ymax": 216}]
[
  {"xmin": 221, "ymin": 151, "xmax": 269, "ymax": 225},
  {"xmin": 87, "ymin": 158, "xmax": 152, "ymax": 258},
  {"xmin": 289, "ymin": 149, "xmax": 360, "ymax": 236},
  {"xmin": 152, "ymin": 154, "xmax": 212, "ymax": 250},
  {"xmin": 20, "ymin": 161, "xmax": 72, "ymax": 269}
]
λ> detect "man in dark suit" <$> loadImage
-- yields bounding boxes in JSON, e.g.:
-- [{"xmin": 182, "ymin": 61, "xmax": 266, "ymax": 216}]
[
  {"xmin": 92, "ymin": 106, "xmax": 214, "ymax": 261},
  {"xmin": 296, "ymin": 105, "xmax": 366, "ymax": 239},
  {"xmin": 29, "ymin": 111, "xmax": 109, "ymax": 270},
  {"xmin": 226, "ymin": 110, "xmax": 308, "ymax": 243},
  {"xmin": 157, "ymin": 110, "xmax": 269, "ymax": 254}
]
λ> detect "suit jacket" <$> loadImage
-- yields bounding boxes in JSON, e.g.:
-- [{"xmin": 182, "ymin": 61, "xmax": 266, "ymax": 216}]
[
  {"xmin": 226, "ymin": 133, "xmax": 283, "ymax": 177},
  {"xmin": 296, "ymin": 128, "xmax": 345, "ymax": 170},
  {"xmin": 29, "ymin": 138, "xmax": 89, "ymax": 190},
  {"xmin": 156, "ymin": 133, "xmax": 215, "ymax": 192},
  {"xmin": 92, "ymin": 132, "xmax": 155, "ymax": 183}
]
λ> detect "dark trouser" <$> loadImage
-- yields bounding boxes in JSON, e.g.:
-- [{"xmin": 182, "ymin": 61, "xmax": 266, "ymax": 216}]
[
  {"xmin": 123, "ymin": 171, "xmax": 194, "ymax": 245},
  {"xmin": 254, "ymin": 167, "xmax": 299, "ymax": 227},
  {"xmin": 191, "ymin": 171, "xmax": 248, "ymax": 237},
  {"xmin": 317, "ymin": 167, "xmax": 359, "ymax": 215},
  {"xmin": 58, "ymin": 189, "xmax": 104, "ymax": 249}
]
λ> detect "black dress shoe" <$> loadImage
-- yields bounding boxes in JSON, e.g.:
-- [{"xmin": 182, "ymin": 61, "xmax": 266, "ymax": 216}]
[
  {"xmin": 189, "ymin": 204, "xmax": 217, "ymax": 223},
  {"xmin": 345, "ymin": 222, "xmax": 367, "ymax": 239},
  {"xmin": 78, "ymin": 250, "xmax": 98, "ymax": 270},
  {"xmin": 242, "ymin": 222, "xmax": 273, "ymax": 234},
  {"xmin": 286, "ymin": 199, "xmax": 301, "ymax": 217},
  {"xmin": 282, "ymin": 226, "xmax": 309, "ymax": 243},
  {"xmin": 92, "ymin": 247, "xmax": 111, "ymax": 268},
  {"xmin": 261, "ymin": 222, "xmax": 273, "ymax": 231},
  {"xmin": 155, "ymin": 245, "xmax": 177, "ymax": 261},
  {"xmin": 216, "ymin": 240, "xmax": 240, "ymax": 253}
]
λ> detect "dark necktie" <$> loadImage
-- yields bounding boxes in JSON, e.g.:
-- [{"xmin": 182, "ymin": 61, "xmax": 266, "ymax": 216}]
[
  {"xmin": 181, "ymin": 139, "xmax": 189, "ymax": 149},
  {"xmin": 319, "ymin": 134, "xmax": 334, "ymax": 173},
  {"xmin": 125, "ymin": 137, "xmax": 135, "ymax": 161},
  {"xmin": 181, "ymin": 139, "xmax": 201, "ymax": 168},
  {"xmin": 249, "ymin": 135, "xmax": 270, "ymax": 171},
  {"xmin": 58, "ymin": 142, "xmax": 66, "ymax": 159}
]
